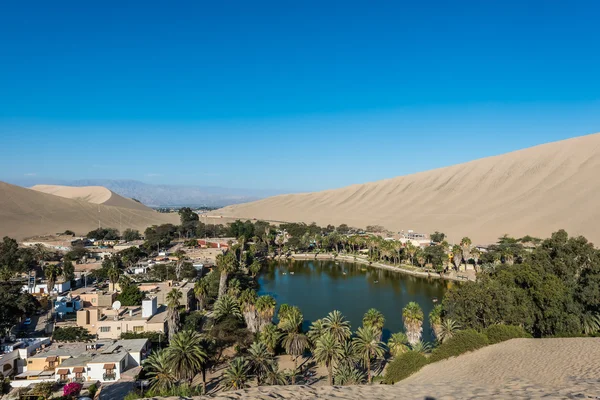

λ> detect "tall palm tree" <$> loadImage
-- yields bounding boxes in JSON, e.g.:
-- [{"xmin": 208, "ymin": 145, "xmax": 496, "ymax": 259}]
[
  {"xmin": 44, "ymin": 264, "xmax": 63, "ymax": 294},
  {"xmin": 216, "ymin": 252, "xmax": 239, "ymax": 299},
  {"xmin": 255, "ymin": 295, "xmax": 276, "ymax": 332},
  {"xmin": 107, "ymin": 264, "xmax": 121, "ymax": 293},
  {"xmin": 165, "ymin": 330, "xmax": 207, "ymax": 382},
  {"xmin": 322, "ymin": 310, "xmax": 351, "ymax": 344},
  {"xmin": 402, "ymin": 302, "xmax": 424, "ymax": 345},
  {"xmin": 194, "ymin": 278, "xmax": 209, "ymax": 311},
  {"xmin": 452, "ymin": 245, "xmax": 463, "ymax": 271},
  {"xmin": 213, "ymin": 294, "xmax": 242, "ymax": 321},
  {"xmin": 313, "ymin": 332, "xmax": 343, "ymax": 385},
  {"xmin": 280, "ymin": 311, "xmax": 308, "ymax": 385},
  {"xmin": 471, "ymin": 247, "xmax": 481, "ymax": 272},
  {"xmin": 429, "ymin": 304, "xmax": 443, "ymax": 342},
  {"xmin": 239, "ymin": 288, "xmax": 258, "ymax": 332},
  {"xmin": 143, "ymin": 349, "xmax": 177, "ymax": 392},
  {"xmin": 387, "ymin": 332, "xmax": 409, "ymax": 357},
  {"xmin": 247, "ymin": 342, "xmax": 274, "ymax": 385},
  {"xmin": 338, "ymin": 340, "xmax": 357, "ymax": 369},
  {"xmin": 33, "ymin": 243, "xmax": 49, "ymax": 270},
  {"xmin": 172, "ymin": 250, "xmax": 187, "ymax": 281},
  {"xmin": 438, "ymin": 318, "xmax": 461, "ymax": 343},
  {"xmin": 166, "ymin": 288, "xmax": 182, "ymax": 341},
  {"xmin": 460, "ymin": 237, "xmax": 472, "ymax": 265},
  {"xmin": 249, "ymin": 260, "xmax": 262, "ymax": 279},
  {"xmin": 353, "ymin": 326, "xmax": 385, "ymax": 384},
  {"xmin": 259, "ymin": 323, "xmax": 282, "ymax": 355},
  {"xmin": 410, "ymin": 340, "xmax": 432, "ymax": 355},
  {"xmin": 277, "ymin": 304, "xmax": 302, "ymax": 330},
  {"xmin": 362, "ymin": 308, "xmax": 385, "ymax": 341},
  {"xmin": 222, "ymin": 357, "xmax": 250, "ymax": 391}
]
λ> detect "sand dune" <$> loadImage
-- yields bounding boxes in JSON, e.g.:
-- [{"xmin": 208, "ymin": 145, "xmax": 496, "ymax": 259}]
[
  {"xmin": 0, "ymin": 182, "xmax": 179, "ymax": 240},
  {"xmin": 187, "ymin": 338, "xmax": 600, "ymax": 399},
  {"xmin": 216, "ymin": 132, "xmax": 600, "ymax": 244},
  {"xmin": 31, "ymin": 184, "xmax": 153, "ymax": 212}
]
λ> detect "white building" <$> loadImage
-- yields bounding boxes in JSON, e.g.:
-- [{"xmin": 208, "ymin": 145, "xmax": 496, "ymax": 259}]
[{"xmin": 54, "ymin": 295, "xmax": 84, "ymax": 317}]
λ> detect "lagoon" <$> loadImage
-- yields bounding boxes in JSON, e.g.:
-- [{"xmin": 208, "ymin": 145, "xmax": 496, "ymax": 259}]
[{"xmin": 258, "ymin": 259, "xmax": 450, "ymax": 342}]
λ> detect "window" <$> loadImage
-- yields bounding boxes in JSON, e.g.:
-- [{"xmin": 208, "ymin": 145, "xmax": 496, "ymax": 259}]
[
  {"xmin": 133, "ymin": 326, "xmax": 144, "ymax": 333},
  {"xmin": 100, "ymin": 326, "xmax": 111, "ymax": 333},
  {"xmin": 92, "ymin": 298, "xmax": 96, "ymax": 303}
]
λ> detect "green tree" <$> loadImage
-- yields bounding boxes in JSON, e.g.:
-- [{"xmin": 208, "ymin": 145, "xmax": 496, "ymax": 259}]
[
  {"xmin": 313, "ymin": 332, "xmax": 343, "ymax": 385},
  {"xmin": 402, "ymin": 302, "xmax": 424, "ymax": 345},
  {"xmin": 166, "ymin": 289, "xmax": 182, "ymax": 341},
  {"xmin": 280, "ymin": 310, "xmax": 308, "ymax": 385},
  {"xmin": 438, "ymin": 319, "xmax": 461, "ymax": 343},
  {"xmin": 216, "ymin": 252, "xmax": 239, "ymax": 299},
  {"xmin": 247, "ymin": 342, "xmax": 274, "ymax": 386},
  {"xmin": 44, "ymin": 264, "xmax": 63, "ymax": 293},
  {"xmin": 166, "ymin": 330, "xmax": 207, "ymax": 382},
  {"xmin": 429, "ymin": 304, "xmax": 443, "ymax": 342},
  {"xmin": 122, "ymin": 229, "xmax": 142, "ymax": 242},
  {"xmin": 255, "ymin": 295, "xmax": 276, "ymax": 331},
  {"xmin": 259, "ymin": 324, "xmax": 282, "ymax": 355},
  {"xmin": 117, "ymin": 283, "xmax": 145, "ymax": 306},
  {"xmin": 352, "ymin": 326, "xmax": 385, "ymax": 383},
  {"xmin": 362, "ymin": 308, "xmax": 385, "ymax": 341},
  {"xmin": 143, "ymin": 349, "xmax": 177, "ymax": 392},
  {"xmin": 213, "ymin": 294, "xmax": 242, "ymax": 321},
  {"xmin": 387, "ymin": 332, "xmax": 409, "ymax": 357},
  {"xmin": 334, "ymin": 364, "xmax": 366, "ymax": 385},
  {"xmin": 193, "ymin": 278, "xmax": 210, "ymax": 311},
  {"xmin": 322, "ymin": 310, "xmax": 351, "ymax": 344},
  {"xmin": 430, "ymin": 231, "xmax": 446, "ymax": 243},
  {"xmin": 222, "ymin": 357, "xmax": 250, "ymax": 390},
  {"xmin": 62, "ymin": 260, "xmax": 75, "ymax": 283}
]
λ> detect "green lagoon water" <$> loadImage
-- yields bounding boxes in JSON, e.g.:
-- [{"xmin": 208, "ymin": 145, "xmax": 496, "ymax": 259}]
[{"xmin": 258, "ymin": 259, "xmax": 450, "ymax": 342}]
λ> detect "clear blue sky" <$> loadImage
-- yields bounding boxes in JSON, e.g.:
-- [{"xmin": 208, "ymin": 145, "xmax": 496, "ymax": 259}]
[{"xmin": 1, "ymin": 0, "xmax": 599, "ymax": 191}]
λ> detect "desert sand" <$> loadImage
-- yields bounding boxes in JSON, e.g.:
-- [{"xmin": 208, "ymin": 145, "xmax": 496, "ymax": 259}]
[
  {"xmin": 0, "ymin": 181, "xmax": 179, "ymax": 240},
  {"xmin": 176, "ymin": 338, "xmax": 600, "ymax": 399},
  {"xmin": 31, "ymin": 184, "xmax": 152, "ymax": 212},
  {"xmin": 215, "ymin": 132, "xmax": 600, "ymax": 244}
]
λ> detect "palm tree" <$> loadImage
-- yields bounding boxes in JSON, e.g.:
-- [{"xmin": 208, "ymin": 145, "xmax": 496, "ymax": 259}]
[
  {"xmin": 165, "ymin": 330, "xmax": 207, "ymax": 382},
  {"xmin": 387, "ymin": 332, "xmax": 409, "ymax": 357},
  {"xmin": 172, "ymin": 249, "xmax": 187, "ymax": 281},
  {"xmin": 259, "ymin": 324, "xmax": 282, "ymax": 355},
  {"xmin": 322, "ymin": 310, "xmax": 351, "ymax": 344},
  {"xmin": 362, "ymin": 308, "xmax": 385, "ymax": 341},
  {"xmin": 216, "ymin": 252, "xmax": 239, "ymax": 299},
  {"xmin": 402, "ymin": 302, "xmax": 424, "ymax": 345},
  {"xmin": 33, "ymin": 243, "xmax": 49, "ymax": 270},
  {"xmin": 582, "ymin": 313, "xmax": 600, "ymax": 335},
  {"xmin": 410, "ymin": 341, "xmax": 432, "ymax": 355},
  {"xmin": 452, "ymin": 245, "xmax": 463, "ymax": 271},
  {"xmin": 239, "ymin": 288, "xmax": 258, "ymax": 332},
  {"xmin": 166, "ymin": 288, "xmax": 182, "ymax": 341},
  {"xmin": 255, "ymin": 295, "xmax": 276, "ymax": 332},
  {"xmin": 307, "ymin": 318, "xmax": 326, "ymax": 348},
  {"xmin": 471, "ymin": 247, "xmax": 481, "ymax": 272},
  {"xmin": 276, "ymin": 235, "xmax": 285, "ymax": 258},
  {"xmin": 438, "ymin": 318, "xmax": 461, "ymax": 343},
  {"xmin": 429, "ymin": 304, "xmax": 443, "ymax": 342},
  {"xmin": 44, "ymin": 264, "xmax": 62, "ymax": 294},
  {"xmin": 249, "ymin": 260, "xmax": 262, "ymax": 279},
  {"xmin": 460, "ymin": 237, "xmax": 472, "ymax": 264},
  {"xmin": 334, "ymin": 364, "xmax": 366, "ymax": 385},
  {"xmin": 222, "ymin": 357, "xmax": 250, "ymax": 391},
  {"xmin": 353, "ymin": 326, "xmax": 385, "ymax": 384},
  {"xmin": 280, "ymin": 311, "xmax": 308, "ymax": 385},
  {"xmin": 338, "ymin": 339, "xmax": 358, "ymax": 368},
  {"xmin": 313, "ymin": 332, "xmax": 343, "ymax": 385},
  {"xmin": 277, "ymin": 304, "xmax": 302, "ymax": 330},
  {"xmin": 264, "ymin": 363, "xmax": 288, "ymax": 385},
  {"xmin": 227, "ymin": 277, "xmax": 242, "ymax": 297},
  {"xmin": 247, "ymin": 342, "xmax": 274, "ymax": 385},
  {"xmin": 143, "ymin": 349, "xmax": 176, "ymax": 392},
  {"xmin": 213, "ymin": 294, "xmax": 242, "ymax": 321},
  {"xmin": 194, "ymin": 278, "xmax": 209, "ymax": 311}
]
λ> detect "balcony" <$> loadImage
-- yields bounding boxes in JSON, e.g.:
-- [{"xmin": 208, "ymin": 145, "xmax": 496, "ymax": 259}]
[
  {"xmin": 103, "ymin": 372, "xmax": 116, "ymax": 381},
  {"xmin": 73, "ymin": 376, "xmax": 86, "ymax": 383}
]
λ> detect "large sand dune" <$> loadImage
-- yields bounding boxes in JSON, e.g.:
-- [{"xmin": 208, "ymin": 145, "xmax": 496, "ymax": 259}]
[
  {"xmin": 31, "ymin": 184, "xmax": 153, "ymax": 212},
  {"xmin": 189, "ymin": 338, "xmax": 600, "ymax": 399},
  {"xmin": 216, "ymin": 133, "xmax": 600, "ymax": 244},
  {"xmin": 0, "ymin": 182, "xmax": 179, "ymax": 240}
]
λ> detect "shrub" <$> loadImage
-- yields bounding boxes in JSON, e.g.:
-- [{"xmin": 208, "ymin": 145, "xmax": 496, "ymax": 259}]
[
  {"xmin": 52, "ymin": 326, "xmax": 93, "ymax": 342},
  {"xmin": 384, "ymin": 351, "xmax": 428, "ymax": 384},
  {"xmin": 63, "ymin": 382, "xmax": 82, "ymax": 397},
  {"xmin": 429, "ymin": 329, "xmax": 489, "ymax": 363},
  {"xmin": 484, "ymin": 324, "xmax": 531, "ymax": 344},
  {"xmin": 88, "ymin": 383, "xmax": 98, "ymax": 398}
]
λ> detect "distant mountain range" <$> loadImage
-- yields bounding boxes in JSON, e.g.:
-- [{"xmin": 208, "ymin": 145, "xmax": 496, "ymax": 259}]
[{"xmin": 5, "ymin": 178, "xmax": 284, "ymax": 207}]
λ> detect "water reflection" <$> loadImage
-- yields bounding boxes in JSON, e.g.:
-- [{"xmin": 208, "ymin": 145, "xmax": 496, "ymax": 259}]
[{"xmin": 258, "ymin": 260, "xmax": 448, "ymax": 342}]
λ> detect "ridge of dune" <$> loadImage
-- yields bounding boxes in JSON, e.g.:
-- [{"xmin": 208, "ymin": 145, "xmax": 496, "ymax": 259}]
[
  {"xmin": 0, "ymin": 181, "xmax": 179, "ymax": 240},
  {"xmin": 216, "ymin": 132, "xmax": 600, "ymax": 244},
  {"xmin": 30, "ymin": 184, "xmax": 153, "ymax": 212}
]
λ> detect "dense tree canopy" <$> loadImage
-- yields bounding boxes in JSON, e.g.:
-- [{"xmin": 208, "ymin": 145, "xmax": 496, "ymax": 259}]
[
  {"xmin": 86, "ymin": 228, "xmax": 120, "ymax": 240},
  {"xmin": 0, "ymin": 282, "xmax": 40, "ymax": 335}
]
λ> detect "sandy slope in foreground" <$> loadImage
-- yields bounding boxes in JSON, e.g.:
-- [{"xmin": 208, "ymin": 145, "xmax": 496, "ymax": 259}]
[
  {"xmin": 0, "ymin": 182, "xmax": 179, "ymax": 240},
  {"xmin": 216, "ymin": 132, "xmax": 600, "ymax": 244},
  {"xmin": 31, "ymin": 184, "xmax": 152, "ymax": 212},
  {"xmin": 182, "ymin": 338, "xmax": 600, "ymax": 399}
]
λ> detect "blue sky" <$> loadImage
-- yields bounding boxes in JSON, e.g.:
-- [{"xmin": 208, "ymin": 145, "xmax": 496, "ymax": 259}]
[{"xmin": 1, "ymin": 1, "xmax": 599, "ymax": 192}]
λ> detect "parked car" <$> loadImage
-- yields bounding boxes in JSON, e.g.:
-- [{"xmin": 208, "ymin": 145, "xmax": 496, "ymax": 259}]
[{"xmin": 23, "ymin": 318, "xmax": 32, "ymax": 326}]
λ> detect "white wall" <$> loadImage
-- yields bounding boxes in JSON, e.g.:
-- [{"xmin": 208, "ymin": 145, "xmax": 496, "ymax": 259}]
[{"xmin": 87, "ymin": 358, "xmax": 124, "ymax": 382}]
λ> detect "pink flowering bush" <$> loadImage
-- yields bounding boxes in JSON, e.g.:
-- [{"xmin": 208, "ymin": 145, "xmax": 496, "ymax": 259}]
[{"xmin": 63, "ymin": 382, "xmax": 82, "ymax": 397}]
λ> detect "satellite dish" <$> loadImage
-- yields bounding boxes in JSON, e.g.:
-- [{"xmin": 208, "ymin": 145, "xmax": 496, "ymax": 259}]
[{"xmin": 112, "ymin": 301, "xmax": 122, "ymax": 311}]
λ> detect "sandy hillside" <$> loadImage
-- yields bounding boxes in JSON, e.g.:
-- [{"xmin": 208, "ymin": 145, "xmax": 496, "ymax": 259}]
[
  {"xmin": 31, "ymin": 184, "xmax": 152, "ymax": 212},
  {"xmin": 185, "ymin": 338, "xmax": 599, "ymax": 399},
  {"xmin": 0, "ymin": 181, "xmax": 179, "ymax": 240},
  {"xmin": 215, "ymin": 132, "xmax": 600, "ymax": 244}
]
